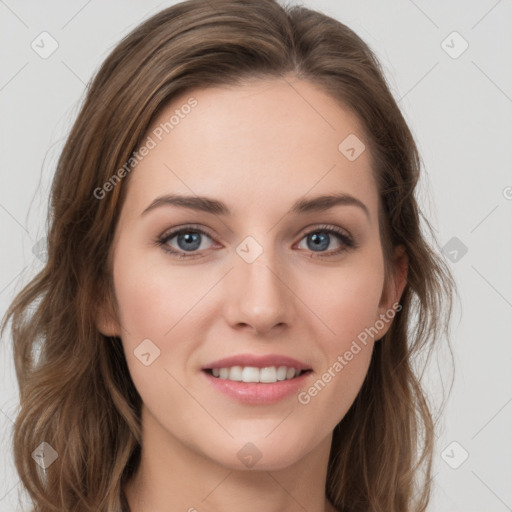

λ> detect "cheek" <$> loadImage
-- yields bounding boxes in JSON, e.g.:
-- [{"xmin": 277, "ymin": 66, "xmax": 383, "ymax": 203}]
[
  {"xmin": 112, "ymin": 244, "xmax": 201, "ymax": 339},
  {"xmin": 294, "ymin": 268, "xmax": 382, "ymax": 427},
  {"xmin": 111, "ymin": 243, "xmax": 214, "ymax": 384},
  {"xmin": 289, "ymin": 253, "xmax": 384, "ymax": 415},
  {"xmin": 111, "ymin": 248, "xmax": 197, "ymax": 412},
  {"xmin": 298, "ymin": 255, "xmax": 385, "ymax": 352}
]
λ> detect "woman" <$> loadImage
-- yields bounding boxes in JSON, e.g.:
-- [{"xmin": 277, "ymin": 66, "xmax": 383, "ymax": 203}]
[{"xmin": 1, "ymin": 0, "xmax": 454, "ymax": 510}]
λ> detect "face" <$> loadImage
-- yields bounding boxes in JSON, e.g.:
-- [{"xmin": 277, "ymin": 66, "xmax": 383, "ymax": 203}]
[{"xmin": 97, "ymin": 76, "xmax": 406, "ymax": 471}]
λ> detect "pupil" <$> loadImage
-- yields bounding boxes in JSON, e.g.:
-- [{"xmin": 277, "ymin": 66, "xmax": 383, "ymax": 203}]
[
  {"xmin": 309, "ymin": 232, "xmax": 329, "ymax": 251},
  {"xmin": 178, "ymin": 232, "xmax": 201, "ymax": 251}
]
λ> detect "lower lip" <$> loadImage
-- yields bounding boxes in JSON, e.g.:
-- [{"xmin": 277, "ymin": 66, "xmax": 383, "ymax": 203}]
[{"xmin": 202, "ymin": 370, "xmax": 312, "ymax": 405}]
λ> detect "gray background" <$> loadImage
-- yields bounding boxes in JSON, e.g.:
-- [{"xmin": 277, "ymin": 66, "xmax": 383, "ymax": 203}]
[{"xmin": 1, "ymin": 0, "xmax": 511, "ymax": 510}]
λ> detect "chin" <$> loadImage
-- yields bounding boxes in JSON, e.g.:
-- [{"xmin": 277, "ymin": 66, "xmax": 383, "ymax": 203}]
[{"xmin": 201, "ymin": 431, "xmax": 320, "ymax": 472}]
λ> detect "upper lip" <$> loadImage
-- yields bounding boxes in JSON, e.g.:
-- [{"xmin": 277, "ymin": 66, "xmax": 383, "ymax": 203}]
[{"xmin": 202, "ymin": 354, "xmax": 312, "ymax": 371}]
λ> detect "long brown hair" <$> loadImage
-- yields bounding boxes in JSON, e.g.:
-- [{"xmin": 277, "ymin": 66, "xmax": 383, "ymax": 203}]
[{"xmin": 1, "ymin": 0, "xmax": 455, "ymax": 510}]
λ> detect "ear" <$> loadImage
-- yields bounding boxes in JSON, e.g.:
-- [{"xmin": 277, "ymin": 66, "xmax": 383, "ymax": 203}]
[
  {"xmin": 94, "ymin": 284, "xmax": 122, "ymax": 338},
  {"xmin": 375, "ymin": 244, "xmax": 408, "ymax": 337}
]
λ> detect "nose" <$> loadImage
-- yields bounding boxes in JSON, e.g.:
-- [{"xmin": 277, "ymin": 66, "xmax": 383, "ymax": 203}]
[{"xmin": 223, "ymin": 248, "xmax": 294, "ymax": 336}]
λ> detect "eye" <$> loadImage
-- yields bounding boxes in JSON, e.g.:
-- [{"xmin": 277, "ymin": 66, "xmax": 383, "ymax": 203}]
[
  {"xmin": 296, "ymin": 224, "xmax": 356, "ymax": 257},
  {"xmin": 157, "ymin": 225, "xmax": 216, "ymax": 259},
  {"xmin": 156, "ymin": 223, "xmax": 357, "ymax": 260}
]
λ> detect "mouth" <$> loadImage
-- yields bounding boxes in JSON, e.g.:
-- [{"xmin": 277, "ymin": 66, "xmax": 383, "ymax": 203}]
[
  {"xmin": 202, "ymin": 367, "xmax": 312, "ymax": 405},
  {"xmin": 203, "ymin": 366, "xmax": 312, "ymax": 383},
  {"xmin": 201, "ymin": 354, "xmax": 313, "ymax": 404}
]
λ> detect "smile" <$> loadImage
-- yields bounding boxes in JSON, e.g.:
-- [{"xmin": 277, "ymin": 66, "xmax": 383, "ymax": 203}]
[{"xmin": 206, "ymin": 366, "xmax": 308, "ymax": 383}]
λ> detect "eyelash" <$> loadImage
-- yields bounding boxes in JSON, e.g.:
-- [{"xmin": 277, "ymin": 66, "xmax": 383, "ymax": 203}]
[{"xmin": 155, "ymin": 224, "xmax": 357, "ymax": 260}]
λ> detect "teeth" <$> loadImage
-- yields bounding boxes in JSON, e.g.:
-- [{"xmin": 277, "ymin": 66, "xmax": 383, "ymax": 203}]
[
  {"xmin": 241, "ymin": 366, "xmax": 260, "ymax": 382},
  {"xmin": 286, "ymin": 367, "xmax": 295, "ymax": 379},
  {"xmin": 209, "ymin": 365, "xmax": 302, "ymax": 383},
  {"xmin": 259, "ymin": 367, "xmax": 276, "ymax": 383},
  {"xmin": 228, "ymin": 366, "xmax": 243, "ymax": 381},
  {"xmin": 276, "ymin": 366, "xmax": 288, "ymax": 381}
]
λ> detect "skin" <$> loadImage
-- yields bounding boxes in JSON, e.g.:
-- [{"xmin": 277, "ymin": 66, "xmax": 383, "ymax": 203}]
[{"xmin": 96, "ymin": 75, "xmax": 407, "ymax": 512}]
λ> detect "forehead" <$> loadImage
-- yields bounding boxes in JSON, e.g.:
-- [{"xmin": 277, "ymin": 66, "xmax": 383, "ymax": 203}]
[{"xmin": 122, "ymin": 76, "xmax": 378, "ymax": 221}]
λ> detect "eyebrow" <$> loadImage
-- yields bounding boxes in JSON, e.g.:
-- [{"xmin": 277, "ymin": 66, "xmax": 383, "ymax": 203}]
[{"xmin": 141, "ymin": 192, "xmax": 370, "ymax": 220}]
